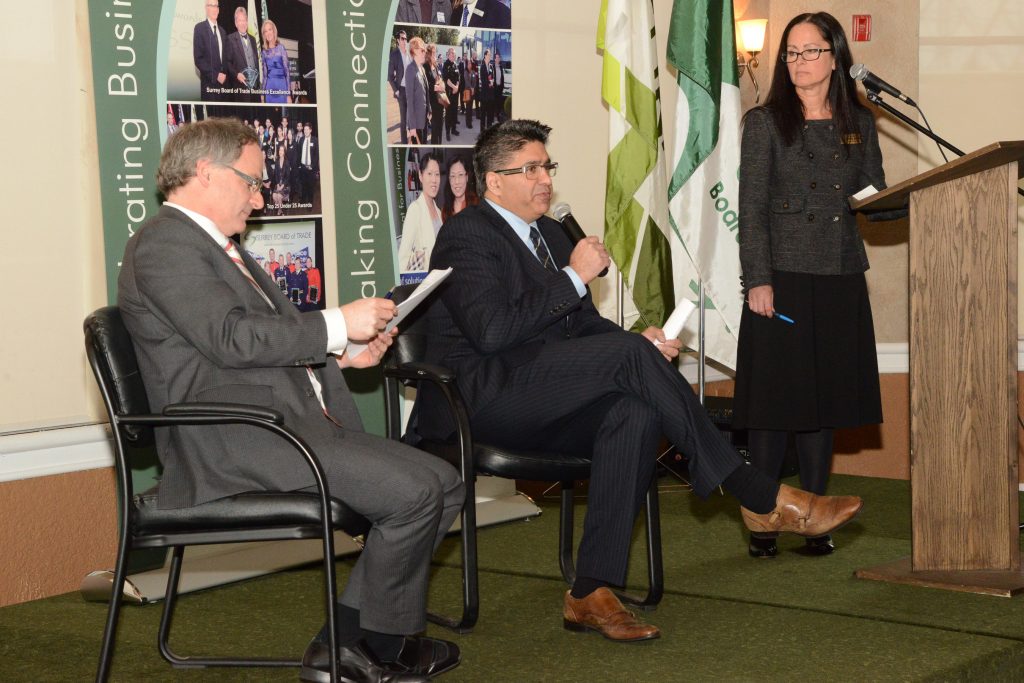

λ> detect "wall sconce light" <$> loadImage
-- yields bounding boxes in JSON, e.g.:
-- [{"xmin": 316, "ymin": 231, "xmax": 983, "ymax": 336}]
[{"xmin": 737, "ymin": 18, "xmax": 768, "ymax": 102}]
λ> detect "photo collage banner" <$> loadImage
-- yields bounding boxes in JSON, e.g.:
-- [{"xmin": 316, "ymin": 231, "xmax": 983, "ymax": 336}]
[{"xmin": 88, "ymin": 0, "xmax": 512, "ymax": 428}]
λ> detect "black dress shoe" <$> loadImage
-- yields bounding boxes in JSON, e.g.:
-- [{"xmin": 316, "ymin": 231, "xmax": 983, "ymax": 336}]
[
  {"xmin": 299, "ymin": 639, "xmax": 428, "ymax": 683},
  {"xmin": 748, "ymin": 533, "xmax": 778, "ymax": 558},
  {"xmin": 382, "ymin": 635, "xmax": 461, "ymax": 677},
  {"xmin": 796, "ymin": 534, "xmax": 835, "ymax": 556}
]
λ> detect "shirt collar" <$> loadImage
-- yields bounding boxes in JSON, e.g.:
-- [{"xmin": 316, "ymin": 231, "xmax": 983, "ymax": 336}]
[
  {"xmin": 485, "ymin": 198, "xmax": 537, "ymax": 242},
  {"xmin": 164, "ymin": 201, "xmax": 230, "ymax": 249}
]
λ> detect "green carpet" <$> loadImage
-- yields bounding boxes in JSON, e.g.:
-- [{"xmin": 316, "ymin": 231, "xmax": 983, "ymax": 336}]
[{"xmin": 5, "ymin": 475, "xmax": 1024, "ymax": 681}]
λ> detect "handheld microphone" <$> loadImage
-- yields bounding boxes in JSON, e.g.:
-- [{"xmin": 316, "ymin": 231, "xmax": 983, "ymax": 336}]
[
  {"xmin": 551, "ymin": 202, "xmax": 607, "ymax": 277},
  {"xmin": 849, "ymin": 64, "xmax": 916, "ymax": 106}
]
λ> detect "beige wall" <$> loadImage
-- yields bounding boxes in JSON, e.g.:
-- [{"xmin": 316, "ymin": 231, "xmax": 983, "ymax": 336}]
[{"xmin": 1, "ymin": 1, "xmax": 106, "ymax": 433}]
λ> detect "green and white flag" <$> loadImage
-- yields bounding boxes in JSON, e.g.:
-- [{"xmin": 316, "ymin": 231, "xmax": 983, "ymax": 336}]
[
  {"xmin": 598, "ymin": 0, "xmax": 675, "ymax": 330},
  {"xmin": 666, "ymin": 0, "xmax": 744, "ymax": 369}
]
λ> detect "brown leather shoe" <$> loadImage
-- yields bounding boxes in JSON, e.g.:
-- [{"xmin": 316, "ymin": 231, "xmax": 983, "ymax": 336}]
[
  {"xmin": 741, "ymin": 484, "xmax": 863, "ymax": 537},
  {"xmin": 563, "ymin": 588, "xmax": 660, "ymax": 642}
]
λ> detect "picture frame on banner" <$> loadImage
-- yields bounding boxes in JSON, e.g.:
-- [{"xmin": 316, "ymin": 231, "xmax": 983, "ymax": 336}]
[{"xmin": 241, "ymin": 218, "xmax": 326, "ymax": 312}]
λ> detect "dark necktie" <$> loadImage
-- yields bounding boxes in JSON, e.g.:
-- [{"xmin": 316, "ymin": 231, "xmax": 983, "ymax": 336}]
[{"xmin": 529, "ymin": 226, "xmax": 557, "ymax": 274}]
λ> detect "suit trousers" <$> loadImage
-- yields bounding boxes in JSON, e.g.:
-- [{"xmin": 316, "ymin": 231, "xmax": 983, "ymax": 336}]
[
  {"xmin": 304, "ymin": 429, "xmax": 463, "ymax": 634},
  {"xmin": 470, "ymin": 331, "xmax": 744, "ymax": 585},
  {"xmin": 397, "ymin": 87, "xmax": 408, "ymax": 144}
]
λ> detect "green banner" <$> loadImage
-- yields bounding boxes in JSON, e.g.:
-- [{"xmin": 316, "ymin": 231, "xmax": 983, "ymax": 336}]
[
  {"xmin": 325, "ymin": 1, "xmax": 398, "ymax": 303},
  {"xmin": 87, "ymin": 1, "xmax": 167, "ymax": 304}
]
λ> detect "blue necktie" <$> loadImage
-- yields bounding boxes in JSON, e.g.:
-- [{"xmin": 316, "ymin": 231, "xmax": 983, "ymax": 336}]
[{"xmin": 461, "ymin": 5, "xmax": 470, "ymax": 26}]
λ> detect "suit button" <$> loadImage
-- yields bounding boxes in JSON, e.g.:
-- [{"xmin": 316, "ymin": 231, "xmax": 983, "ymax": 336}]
[
  {"xmin": 832, "ymin": 152, "xmax": 840, "ymax": 160},
  {"xmin": 782, "ymin": 201, "xmax": 790, "ymax": 209},
  {"xmin": 808, "ymin": 152, "xmax": 814, "ymax": 159},
  {"xmin": 833, "ymin": 183, "xmax": 841, "ymax": 190},
  {"xmin": 807, "ymin": 213, "xmax": 815, "ymax": 222},
  {"xmin": 810, "ymin": 182, "xmax": 817, "ymax": 189},
  {"xmin": 305, "ymin": 388, "xmax": 315, "ymax": 398},
  {"xmin": 832, "ymin": 215, "xmax": 840, "ymax": 223}
]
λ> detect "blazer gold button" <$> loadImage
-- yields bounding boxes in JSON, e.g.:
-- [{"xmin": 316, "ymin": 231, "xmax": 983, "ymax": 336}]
[
  {"xmin": 810, "ymin": 182, "xmax": 817, "ymax": 189},
  {"xmin": 782, "ymin": 201, "xmax": 790, "ymax": 209}
]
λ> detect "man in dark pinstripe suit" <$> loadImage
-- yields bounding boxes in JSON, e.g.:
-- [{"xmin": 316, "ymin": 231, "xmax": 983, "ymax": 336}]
[
  {"xmin": 118, "ymin": 118, "xmax": 461, "ymax": 682},
  {"xmin": 420, "ymin": 119, "xmax": 863, "ymax": 642}
]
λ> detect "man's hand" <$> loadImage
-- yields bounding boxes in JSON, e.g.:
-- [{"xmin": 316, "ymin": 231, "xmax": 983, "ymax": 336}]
[
  {"xmin": 217, "ymin": 72, "xmax": 227, "ymax": 84},
  {"xmin": 747, "ymin": 284, "xmax": 774, "ymax": 318},
  {"xmin": 336, "ymin": 328, "xmax": 398, "ymax": 369},
  {"xmin": 237, "ymin": 73, "xmax": 247, "ymax": 85},
  {"xmin": 340, "ymin": 297, "xmax": 397, "ymax": 342},
  {"xmin": 641, "ymin": 326, "xmax": 681, "ymax": 362},
  {"xmin": 568, "ymin": 236, "xmax": 611, "ymax": 284}
]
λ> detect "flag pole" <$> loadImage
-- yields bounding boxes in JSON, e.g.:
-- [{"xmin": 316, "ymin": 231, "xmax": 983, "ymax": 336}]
[{"xmin": 698, "ymin": 279, "xmax": 706, "ymax": 405}]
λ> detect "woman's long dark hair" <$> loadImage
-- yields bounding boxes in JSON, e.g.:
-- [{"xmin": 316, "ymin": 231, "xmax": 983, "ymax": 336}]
[{"xmin": 760, "ymin": 12, "xmax": 866, "ymax": 145}]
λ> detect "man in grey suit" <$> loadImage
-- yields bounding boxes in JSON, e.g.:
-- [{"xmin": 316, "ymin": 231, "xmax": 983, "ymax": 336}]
[
  {"xmin": 419, "ymin": 119, "xmax": 864, "ymax": 643},
  {"xmin": 118, "ymin": 118, "xmax": 462, "ymax": 683}
]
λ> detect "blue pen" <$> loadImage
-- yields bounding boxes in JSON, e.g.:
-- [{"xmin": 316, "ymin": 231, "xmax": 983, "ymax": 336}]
[
  {"xmin": 384, "ymin": 288, "xmax": 395, "ymax": 300},
  {"xmin": 774, "ymin": 312, "xmax": 795, "ymax": 324}
]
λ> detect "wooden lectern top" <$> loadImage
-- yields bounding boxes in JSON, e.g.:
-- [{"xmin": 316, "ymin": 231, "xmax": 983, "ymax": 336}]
[{"xmin": 850, "ymin": 140, "xmax": 1024, "ymax": 211}]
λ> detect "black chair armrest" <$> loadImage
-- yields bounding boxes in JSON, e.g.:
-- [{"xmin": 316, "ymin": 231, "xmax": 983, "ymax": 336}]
[
  {"xmin": 385, "ymin": 361, "xmax": 456, "ymax": 384},
  {"xmin": 118, "ymin": 403, "xmax": 333, "ymax": 513},
  {"xmin": 163, "ymin": 402, "xmax": 284, "ymax": 424}
]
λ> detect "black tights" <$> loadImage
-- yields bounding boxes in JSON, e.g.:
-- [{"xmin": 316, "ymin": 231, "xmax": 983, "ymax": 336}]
[{"xmin": 746, "ymin": 428, "xmax": 834, "ymax": 496}]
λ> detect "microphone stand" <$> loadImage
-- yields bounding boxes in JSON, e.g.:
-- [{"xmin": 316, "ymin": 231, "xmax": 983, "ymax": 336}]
[{"xmin": 866, "ymin": 90, "xmax": 1024, "ymax": 198}]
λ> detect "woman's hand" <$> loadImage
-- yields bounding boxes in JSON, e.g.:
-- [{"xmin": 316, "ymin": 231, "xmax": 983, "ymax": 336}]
[{"xmin": 747, "ymin": 284, "xmax": 774, "ymax": 318}]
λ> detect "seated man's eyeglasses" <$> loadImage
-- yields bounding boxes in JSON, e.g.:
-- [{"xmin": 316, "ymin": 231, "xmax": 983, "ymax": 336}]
[
  {"xmin": 222, "ymin": 165, "xmax": 262, "ymax": 194},
  {"xmin": 780, "ymin": 48, "xmax": 832, "ymax": 63},
  {"xmin": 493, "ymin": 161, "xmax": 558, "ymax": 179}
]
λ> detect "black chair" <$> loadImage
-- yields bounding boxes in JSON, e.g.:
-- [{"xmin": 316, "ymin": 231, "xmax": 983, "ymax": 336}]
[
  {"xmin": 85, "ymin": 307, "xmax": 372, "ymax": 682},
  {"xmin": 382, "ymin": 285, "xmax": 663, "ymax": 633}
]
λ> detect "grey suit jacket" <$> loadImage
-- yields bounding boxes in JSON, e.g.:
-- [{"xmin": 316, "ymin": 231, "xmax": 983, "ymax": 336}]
[
  {"xmin": 117, "ymin": 205, "xmax": 362, "ymax": 508},
  {"xmin": 404, "ymin": 61, "xmax": 428, "ymax": 131},
  {"xmin": 738, "ymin": 106, "xmax": 886, "ymax": 290}
]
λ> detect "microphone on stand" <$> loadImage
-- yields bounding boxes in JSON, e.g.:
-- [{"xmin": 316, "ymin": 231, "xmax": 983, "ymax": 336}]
[
  {"xmin": 551, "ymin": 202, "xmax": 607, "ymax": 277},
  {"xmin": 849, "ymin": 64, "xmax": 916, "ymax": 106}
]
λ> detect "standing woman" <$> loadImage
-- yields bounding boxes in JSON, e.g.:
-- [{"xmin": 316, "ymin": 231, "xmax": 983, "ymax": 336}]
[
  {"xmin": 260, "ymin": 19, "xmax": 292, "ymax": 104},
  {"xmin": 733, "ymin": 12, "xmax": 886, "ymax": 558},
  {"xmin": 425, "ymin": 43, "xmax": 446, "ymax": 145},
  {"xmin": 404, "ymin": 37, "xmax": 429, "ymax": 144},
  {"xmin": 463, "ymin": 59, "xmax": 478, "ymax": 130}
]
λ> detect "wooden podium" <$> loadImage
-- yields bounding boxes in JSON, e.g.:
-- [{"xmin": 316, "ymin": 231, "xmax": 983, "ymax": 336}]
[{"xmin": 852, "ymin": 141, "xmax": 1024, "ymax": 596}]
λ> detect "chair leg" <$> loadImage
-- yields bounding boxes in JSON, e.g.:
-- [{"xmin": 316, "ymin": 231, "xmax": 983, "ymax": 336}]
[
  {"xmin": 428, "ymin": 471, "xmax": 479, "ymax": 632},
  {"xmin": 558, "ymin": 481, "xmax": 577, "ymax": 587},
  {"xmin": 618, "ymin": 480, "xmax": 664, "ymax": 609},
  {"xmin": 157, "ymin": 545, "xmax": 299, "ymax": 669},
  {"xmin": 95, "ymin": 539, "xmax": 133, "ymax": 682},
  {"xmin": 319, "ymin": 506, "xmax": 340, "ymax": 683}
]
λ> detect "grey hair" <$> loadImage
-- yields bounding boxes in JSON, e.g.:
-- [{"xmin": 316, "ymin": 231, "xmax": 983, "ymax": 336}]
[{"xmin": 156, "ymin": 118, "xmax": 259, "ymax": 196}]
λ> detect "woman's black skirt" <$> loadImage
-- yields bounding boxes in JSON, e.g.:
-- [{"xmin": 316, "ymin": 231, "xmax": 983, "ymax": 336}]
[{"xmin": 732, "ymin": 270, "xmax": 882, "ymax": 431}]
